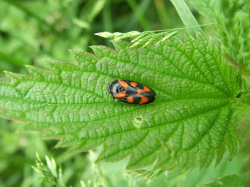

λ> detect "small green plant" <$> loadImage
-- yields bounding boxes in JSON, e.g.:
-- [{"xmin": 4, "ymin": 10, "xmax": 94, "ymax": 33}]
[
  {"xmin": 204, "ymin": 174, "xmax": 247, "ymax": 187},
  {"xmin": 95, "ymin": 23, "xmax": 215, "ymax": 48},
  {"xmin": 0, "ymin": 0, "xmax": 250, "ymax": 186},
  {"xmin": 32, "ymin": 153, "xmax": 65, "ymax": 187},
  {"xmin": 1, "ymin": 31, "xmax": 239, "ymax": 172},
  {"xmin": 95, "ymin": 30, "xmax": 180, "ymax": 48}
]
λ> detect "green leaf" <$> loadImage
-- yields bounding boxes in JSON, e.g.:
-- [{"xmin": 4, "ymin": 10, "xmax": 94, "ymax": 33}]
[
  {"xmin": 32, "ymin": 153, "xmax": 65, "ymax": 186},
  {"xmin": 170, "ymin": 0, "xmax": 203, "ymax": 36},
  {"xmin": 0, "ymin": 32, "xmax": 240, "ymax": 172},
  {"xmin": 127, "ymin": 170, "xmax": 164, "ymax": 183},
  {"xmin": 204, "ymin": 174, "xmax": 247, "ymax": 187},
  {"xmin": 191, "ymin": 0, "xmax": 219, "ymax": 21}
]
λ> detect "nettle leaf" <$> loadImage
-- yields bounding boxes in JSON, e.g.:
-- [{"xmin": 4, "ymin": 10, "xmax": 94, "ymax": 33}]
[
  {"xmin": 204, "ymin": 174, "xmax": 247, "ymax": 187},
  {"xmin": 0, "ymin": 32, "xmax": 240, "ymax": 171}
]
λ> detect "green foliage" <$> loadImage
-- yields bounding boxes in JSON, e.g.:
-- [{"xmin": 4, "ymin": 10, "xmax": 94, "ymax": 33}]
[
  {"xmin": 191, "ymin": 0, "xmax": 219, "ymax": 21},
  {"xmin": 216, "ymin": 0, "xmax": 250, "ymax": 66},
  {"xmin": 0, "ymin": 1, "xmax": 185, "ymax": 186},
  {"xmin": 126, "ymin": 170, "xmax": 164, "ymax": 184},
  {"xmin": 170, "ymin": 0, "xmax": 203, "ymax": 36},
  {"xmin": 32, "ymin": 153, "xmax": 65, "ymax": 186},
  {"xmin": 191, "ymin": 0, "xmax": 250, "ymax": 185},
  {"xmin": 204, "ymin": 174, "xmax": 247, "ymax": 187},
  {"xmin": 1, "ymin": 0, "xmax": 250, "ymax": 186},
  {"xmin": 192, "ymin": 0, "xmax": 250, "ymax": 72},
  {"xmin": 0, "ymin": 32, "xmax": 240, "ymax": 174},
  {"xmin": 95, "ymin": 30, "xmax": 180, "ymax": 48},
  {"xmin": 84, "ymin": 151, "xmax": 113, "ymax": 187},
  {"xmin": 1, "ymin": 1, "xmax": 178, "ymax": 186},
  {"xmin": 233, "ymin": 94, "xmax": 250, "ymax": 186},
  {"xmin": 181, "ymin": 152, "xmax": 245, "ymax": 187},
  {"xmin": 95, "ymin": 23, "xmax": 214, "ymax": 47}
]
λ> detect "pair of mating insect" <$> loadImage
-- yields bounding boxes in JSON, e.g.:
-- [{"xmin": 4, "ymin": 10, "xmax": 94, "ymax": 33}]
[{"xmin": 108, "ymin": 75, "xmax": 156, "ymax": 105}]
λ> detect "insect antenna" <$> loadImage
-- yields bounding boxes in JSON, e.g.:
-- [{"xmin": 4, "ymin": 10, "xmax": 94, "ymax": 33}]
[{"xmin": 109, "ymin": 74, "xmax": 118, "ymax": 80}]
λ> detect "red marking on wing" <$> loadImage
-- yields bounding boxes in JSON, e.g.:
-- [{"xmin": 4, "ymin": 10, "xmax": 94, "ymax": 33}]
[
  {"xmin": 141, "ymin": 86, "xmax": 150, "ymax": 92},
  {"xmin": 126, "ymin": 96, "xmax": 134, "ymax": 103},
  {"xmin": 139, "ymin": 95, "xmax": 148, "ymax": 104},
  {"xmin": 114, "ymin": 90, "xmax": 126, "ymax": 98},
  {"xmin": 130, "ymin": 82, "xmax": 138, "ymax": 87},
  {"xmin": 118, "ymin": 80, "xmax": 128, "ymax": 89}
]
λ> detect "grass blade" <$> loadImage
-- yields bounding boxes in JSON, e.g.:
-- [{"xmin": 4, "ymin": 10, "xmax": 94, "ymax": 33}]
[{"xmin": 170, "ymin": 0, "xmax": 203, "ymax": 36}]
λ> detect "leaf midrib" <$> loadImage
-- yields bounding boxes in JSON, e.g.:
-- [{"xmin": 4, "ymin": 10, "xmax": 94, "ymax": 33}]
[{"xmin": 70, "ymin": 101, "xmax": 231, "ymax": 140}]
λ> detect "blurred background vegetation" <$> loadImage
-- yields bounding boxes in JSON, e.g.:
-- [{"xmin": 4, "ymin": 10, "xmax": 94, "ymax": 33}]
[{"xmin": 0, "ymin": 0, "xmax": 247, "ymax": 186}]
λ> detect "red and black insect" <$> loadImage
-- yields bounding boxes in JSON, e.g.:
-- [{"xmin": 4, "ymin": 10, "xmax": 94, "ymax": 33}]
[{"xmin": 107, "ymin": 75, "xmax": 156, "ymax": 104}]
